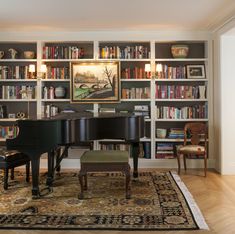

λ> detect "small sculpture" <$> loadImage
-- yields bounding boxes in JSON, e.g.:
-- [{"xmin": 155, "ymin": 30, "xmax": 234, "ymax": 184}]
[
  {"xmin": 8, "ymin": 48, "xmax": 18, "ymax": 59},
  {"xmin": 0, "ymin": 51, "xmax": 4, "ymax": 59}
]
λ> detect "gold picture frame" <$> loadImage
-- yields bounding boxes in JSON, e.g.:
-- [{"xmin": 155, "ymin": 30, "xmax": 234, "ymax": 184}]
[{"xmin": 71, "ymin": 61, "xmax": 120, "ymax": 103}]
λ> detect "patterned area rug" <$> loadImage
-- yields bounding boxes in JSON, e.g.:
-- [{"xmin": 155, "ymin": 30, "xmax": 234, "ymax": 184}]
[{"xmin": 0, "ymin": 171, "xmax": 208, "ymax": 230}]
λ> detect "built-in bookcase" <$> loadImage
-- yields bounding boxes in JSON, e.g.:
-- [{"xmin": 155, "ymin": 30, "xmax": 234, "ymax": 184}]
[
  {"xmin": 154, "ymin": 41, "xmax": 208, "ymax": 160},
  {"xmin": 0, "ymin": 40, "xmax": 211, "ymax": 165}
]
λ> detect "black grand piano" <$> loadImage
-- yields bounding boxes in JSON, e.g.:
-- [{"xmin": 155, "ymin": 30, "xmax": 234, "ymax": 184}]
[{"xmin": 6, "ymin": 113, "xmax": 145, "ymax": 198}]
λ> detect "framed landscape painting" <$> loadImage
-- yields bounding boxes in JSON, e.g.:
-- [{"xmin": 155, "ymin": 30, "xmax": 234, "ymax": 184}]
[{"xmin": 71, "ymin": 62, "xmax": 120, "ymax": 103}]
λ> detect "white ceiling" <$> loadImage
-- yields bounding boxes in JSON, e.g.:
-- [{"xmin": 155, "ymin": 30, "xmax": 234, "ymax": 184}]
[{"xmin": 0, "ymin": 0, "xmax": 235, "ymax": 32}]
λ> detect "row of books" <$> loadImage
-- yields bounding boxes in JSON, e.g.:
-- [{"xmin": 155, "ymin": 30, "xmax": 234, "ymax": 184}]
[
  {"xmin": 156, "ymin": 143, "xmax": 175, "ymax": 159},
  {"xmin": 156, "ymin": 104, "xmax": 208, "ymax": 119},
  {"xmin": 155, "ymin": 85, "xmax": 206, "ymax": 99},
  {"xmin": 133, "ymin": 105, "xmax": 150, "ymax": 118},
  {"xmin": 168, "ymin": 128, "xmax": 184, "ymax": 139},
  {"xmin": 42, "ymin": 46, "xmax": 85, "ymax": 59},
  {"xmin": 0, "ymin": 85, "xmax": 36, "ymax": 99},
  {"xmin": 121, "ymin": 67, "xmax": 149, "ymax": 79},
  {"xmin": 0, "ymin": 126, "xmax": 18, "ymax": 139},
  {"xmin": 0, "ymin": 65, "xmax": 34, "ymax": 80},
  {"xmin": 99, "ymin": 142, "xmax": 151, "ymax": 159},
  {"xmin": 42, "ymin": 104, "xmax": 59, "ymax": 118},
  {"xmin": 156, "ymin": 65, "xmax": 186, "ymax": 79},
  {"xmin": 100, "ymin": 144, "xmax": 130, "ymax": 152},
  {"xmin": 99, "ymin": 46, "xmax": 150, "ymax": 59},
  {"xmin": 46, "ymin": 66, "xmax": 69, "ymax": 79},
  {"xmin": 139, "ymin": 142, "xmax": 151, "ymax": 159},
  {"xmin": 121, "ymin": 87, "xmax": 150, "ymax": 99}
]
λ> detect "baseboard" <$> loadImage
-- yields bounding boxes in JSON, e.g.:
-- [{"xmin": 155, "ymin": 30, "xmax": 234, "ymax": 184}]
[
  {"xmin": 221, "ymin": 162, "xmax": 235, "ymax": 175},
  {"xmin": 38, "ymin": 157, "xmax": 216, "ymax": 169}
]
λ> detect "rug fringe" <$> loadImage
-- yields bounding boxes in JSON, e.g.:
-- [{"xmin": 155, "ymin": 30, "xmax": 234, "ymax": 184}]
[{"xmin": 170, "ymin": 171, "xmax": 209, "ymax": 230}]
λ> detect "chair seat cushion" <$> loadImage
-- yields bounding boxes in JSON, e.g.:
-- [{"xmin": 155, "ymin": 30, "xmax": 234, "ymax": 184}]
[
  {"xmin": 177, "ymin": 145, "xmax": 205, "ymax": 154},
  {"xmin": 0, "ymin": 148, "xmax": 29, "ymax": 163},
  {"xmin": 80, "ymin": 150, "xmax": 129, "ymax": 163}
]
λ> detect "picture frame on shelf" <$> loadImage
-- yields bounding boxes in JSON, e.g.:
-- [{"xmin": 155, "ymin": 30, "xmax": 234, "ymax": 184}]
[
  {"xmin": 71, "ymin": 61, "xmax": 120, "ymax": 103},
  {"xmin": 186, "ymin": 65, "xmax": 206, "ymax": 79}
]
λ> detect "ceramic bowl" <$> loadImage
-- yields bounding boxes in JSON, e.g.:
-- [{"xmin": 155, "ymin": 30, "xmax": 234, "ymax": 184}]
[
  {"xmin": 171, "ymin": 45, "xmax": 189, "ymax": 58},
  {"xmin": 156, "ymin": 128, "xmax": 167, "ymax": 138},
  {"xmin": 24, "ymin": 51, "xmax": 35, "ymax": 59}
]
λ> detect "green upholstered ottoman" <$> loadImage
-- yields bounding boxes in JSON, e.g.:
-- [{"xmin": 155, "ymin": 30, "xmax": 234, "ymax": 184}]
[{"xmin": 79, "ymin": 150, "xmax": 131, "ymax": 199}]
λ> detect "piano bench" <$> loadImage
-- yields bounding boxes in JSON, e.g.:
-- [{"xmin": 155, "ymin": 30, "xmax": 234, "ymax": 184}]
[
  {"xmin": 79, "ymin": 150, "xmax": 131, "ymax": 199},
  {"xmin": 0, "ymin": 149, "xmax": 30, "ymax": 190}
]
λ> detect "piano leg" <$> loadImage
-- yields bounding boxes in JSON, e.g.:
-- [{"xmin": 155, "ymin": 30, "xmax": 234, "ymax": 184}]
[
  {"xmin": 30, "ymin": 157, "xmax": 40, "ymax": 198},
  {"xmin": 46, "ymin": 146, "xmax": 69, "ymax": 187},
  {"xmin": 46, "ymin": 150, "xmax": 55, "ymax": 187},
  {"xmin": 132, "ymin": 142, "xmax": 139, "ymax": 178}
]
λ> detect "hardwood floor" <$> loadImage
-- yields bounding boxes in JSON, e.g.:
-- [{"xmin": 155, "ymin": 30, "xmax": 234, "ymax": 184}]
[{"xmin": 1, "ymin": 169, "xmax": 235, "ymax": 234}]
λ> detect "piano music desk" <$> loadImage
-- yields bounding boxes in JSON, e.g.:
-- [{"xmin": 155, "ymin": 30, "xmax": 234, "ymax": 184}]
[{"xmin": 79, "ymin": 150, "xmax": 131, "ymax": 199}]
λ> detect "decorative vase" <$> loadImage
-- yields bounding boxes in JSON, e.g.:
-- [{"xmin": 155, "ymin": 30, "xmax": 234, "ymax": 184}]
[{"xmin": 55, "ymin": 86, "xmax": 66, "ymax": 98}]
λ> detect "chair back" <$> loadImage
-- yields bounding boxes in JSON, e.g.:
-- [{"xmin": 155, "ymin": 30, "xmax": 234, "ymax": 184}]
[{"xmin": 184, "ymin": 123, "xmax": 207, "ymax": 146}]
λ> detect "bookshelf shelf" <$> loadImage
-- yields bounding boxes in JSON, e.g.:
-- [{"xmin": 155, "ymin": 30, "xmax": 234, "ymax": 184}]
[
  {"xmin": 41, "ymin": 79, "xmax": 70, "ymax": 82},
  {"xmin": 155, "ymin": 118, "xmax": 208, "ymax": 122},
  {"xmin": 120, "ymin": 59, "xmax": 151, "ymax": 61},
  {"xmin": 121, "ymin": 79, "xmax": 151, "ymax": 82},
  {"xmin": 155, "ymin": 58, "xmax": 207, "ymax": 62},
  {"xmin": 155, "ymin": 78, "xmax": 208, "ymax": 82},
  {"xmin": 155, "ymin": 99, "xmax": 208, "ymax": 102},
  {"xmin": 120, "ymin": 99, "xmax": 151, "ymax": 102},
  {"xmin": 41, "ymin": 59, "xmax": 95, "ymax": 62},
  {"xmin": 0, "ymin": 79, "xmax": 37, "ymax": 82},
  {"xmin": 0, "ymin": 59, "xmax": 37, "ymax": 62},
  {"xmin": 1, "ymin": 99, "xmax": 36, "ymax": 102},
  {"xmin": 140, "ymin": 137, "xmax": 151, "ymax": 142},
  {"xmin": 42, "ymin": 99, "xmax": 70, "ymax": 102},
  {"xmin": 0, "ymin": 118, "xmax": 19, "ymax": 122}
]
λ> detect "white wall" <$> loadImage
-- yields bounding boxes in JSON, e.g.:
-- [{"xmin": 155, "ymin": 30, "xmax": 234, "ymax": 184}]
[
  {"xmin": 213, "ymin": 17, "xmax": 235, "ymax": 174},
  {"xmin": 220, "ymin": 35, "xmax": 235, "ymax": 174}
]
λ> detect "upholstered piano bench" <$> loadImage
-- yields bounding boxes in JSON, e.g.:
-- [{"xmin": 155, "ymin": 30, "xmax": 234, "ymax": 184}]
[
  {"xmin": 79, "ymin": 150, "xmax": 131, "ymax": 199},
  {"xmin": 0, "ymin": 148, "xmax": 30, "ymax": 190}
]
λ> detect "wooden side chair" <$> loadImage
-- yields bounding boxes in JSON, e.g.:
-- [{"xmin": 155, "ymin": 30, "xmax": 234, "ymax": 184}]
[
  {"xmin": 176, "ymin": 122, "xmax": 208, "ymax": 176},
  {"xmin": 0, "ymin": 148, "xmax": 30, "ymax": 189}
]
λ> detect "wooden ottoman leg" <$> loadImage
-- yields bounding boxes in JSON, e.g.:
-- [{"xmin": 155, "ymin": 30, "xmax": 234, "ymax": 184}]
[
  {"xmin": 3, "ymin": 168, "xmax": 9, "ymax": 190},
  {"xmin": 79, "ymin": 170, "xmax": 85, "ymax": 199},
  {"xmin": 125, "ymin": 165, "xmax": 131, "ymax": 199},
  {"xmin": 84, "ymin": 173, "xmax": 87, "ymax": 190},
  {"xmin": 10, "ymin": 168, "xmax": 14, "ymax": 180},
  {"xmin": 26, "ymin": 162, "xmax": 30, "ymax": 182}
]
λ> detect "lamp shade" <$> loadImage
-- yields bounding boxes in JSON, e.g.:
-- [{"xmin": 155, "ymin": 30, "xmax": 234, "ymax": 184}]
[
  {"xmin": 29, "ymin": 64, "xmax": 35, "ymax": 73},
  {"xmin": 144, "ymin": 64, "xmax": 151, "ymax": 72},
  {"xmin": 40, "ymin": 64, "xmax": 47, "ymax": 73},
  {"xmin": 156, "ymin": 63, "xmax": 163, "ymax": 72}
]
